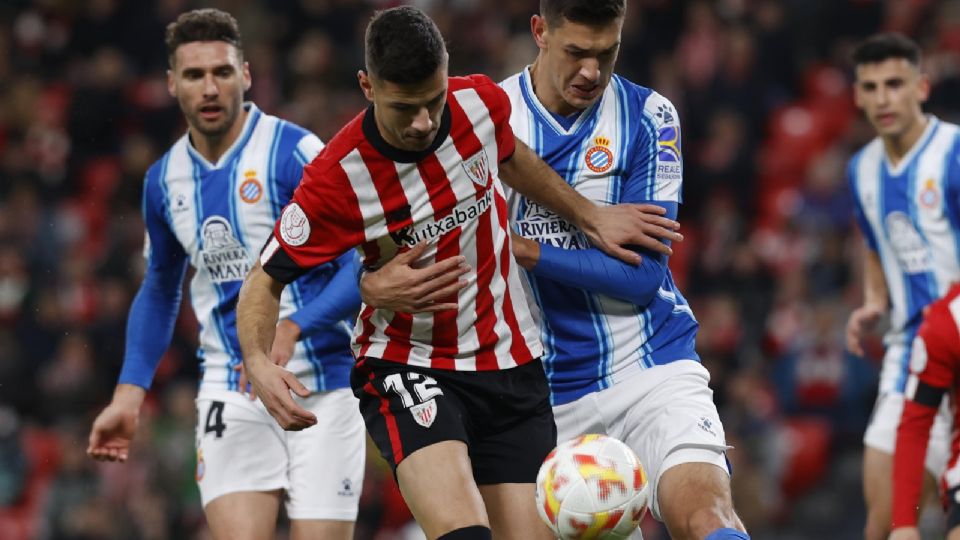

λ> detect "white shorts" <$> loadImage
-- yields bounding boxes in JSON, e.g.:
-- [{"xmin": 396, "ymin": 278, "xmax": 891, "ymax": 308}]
[
  {"xmin": 863, "ymin": 391, "xmax": 952, "ymax": 476},
  {"xmin": 195, "ymin": 387, "xmax": 365, "ymax": 520},
  {"xmin": 552, "ymin": 360, "xmax": 730, "ymax": 521}
]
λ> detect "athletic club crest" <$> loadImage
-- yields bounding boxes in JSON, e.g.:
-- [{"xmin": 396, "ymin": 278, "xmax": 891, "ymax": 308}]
[
  {"xmin": 239, "ymin": 170, "xmax": 263, "ymax": 204},
  {"xmin": 585, "ymin": 136, "xmax": 614, "ymax": 173},
  {"xmin": 410, "ymin": 398, "xmax": 438, "ymax": 428},
  {"xmin": 461, "ymin": 150, "xmax": 490, "ymax": 187},
  {"xmin": 919, "ymin": 178, "xmax": 939, "ymax": 208}
]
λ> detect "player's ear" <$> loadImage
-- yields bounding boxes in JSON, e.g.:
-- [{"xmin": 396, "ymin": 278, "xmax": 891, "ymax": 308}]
[
  {"xmin": 242, "ymin": 61, "xmax": 252, "ymax": 92},
  {"xmin": 167, "ymin": 69, "xmax": 177, "ymax": 98},
  {"xmin": 917, "ymin": 73, "xmax": 931, "ymax": 104},
  {"xmin": 531, "ymin": 15, "xmax": 548, "ymax": 49},
  {"xmin": 358, "ymin": 70, "xmax": 374, "ymax": 102}
]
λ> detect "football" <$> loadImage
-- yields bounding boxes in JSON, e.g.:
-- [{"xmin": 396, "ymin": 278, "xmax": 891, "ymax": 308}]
[{"xmin": 536, "ymin": 434, "xmax": 649, "ymax": 540}]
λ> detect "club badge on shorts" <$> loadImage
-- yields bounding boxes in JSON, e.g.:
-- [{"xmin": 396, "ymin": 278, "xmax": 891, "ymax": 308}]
[{"xmin": 410, "ymin": 398, "xmax": 438, "ymax": 428}]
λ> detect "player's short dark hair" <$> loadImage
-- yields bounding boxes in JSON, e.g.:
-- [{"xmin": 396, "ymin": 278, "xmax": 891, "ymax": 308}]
[
  {"xmin": 852, "ymin": 33, "xmax": 921, "ymax": 68},
  {"xmin": 540, "ymin": 0, "xmax": 626, "ymax": 26},
  {"xmin": 364, "ymin": 6, "xmax": 446, "ymax": 85},
  {"xmin": 165, "ymin": 8, "xmax": 243, "ymax": 67}
]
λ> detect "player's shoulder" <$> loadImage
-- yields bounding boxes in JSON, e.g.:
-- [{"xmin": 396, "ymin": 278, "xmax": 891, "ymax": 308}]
[
  {"xmin": 300, "ymin": 110, "xmax": 366, "ymax": 184},
  {"xmin": 848, "ymin": 137, "xmax": 884, "ymax": 173},
  {"xmin": 255, "ymin": 109, "xmax": 325, "ymax": 158},
  {"xmin": 498, "ymin": 71, "xmax": 523, "ymax": 94},
  {"xmin": 609, "ymin": 75, "xmax": 677, "ymax": 130},
  {"xmin": 144, "ymin": 135, "xmax": 189, "ymax": 190},
  {"xmin": 450, "ymin": 74, "xmax": 509, "ymax": 104}
]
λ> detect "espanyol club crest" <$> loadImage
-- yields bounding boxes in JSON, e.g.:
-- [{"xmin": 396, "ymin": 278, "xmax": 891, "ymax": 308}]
[
  {"xmin": 410, "ymin": 398, "xmax": 438, "ymax": 428},
  {"xmin": 239, "ymin": 169, "xmax": 263, "ymax": 204},
  {"xmin": 585, "ymin": 136, "xmax": 614, "ymax": 173},
  {"xmin": 919, "ymin": 178, "xmax": 939, "ymax": 208},
  {"xmin": 461, "ymin": 150, "xmax": 490, "ymax": 187}
]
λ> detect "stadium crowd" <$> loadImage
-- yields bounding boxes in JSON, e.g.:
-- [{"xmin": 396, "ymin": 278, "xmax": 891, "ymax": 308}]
[{"xmin": 2, "ymin": 0, "xmax": 960, "ymax": 538}]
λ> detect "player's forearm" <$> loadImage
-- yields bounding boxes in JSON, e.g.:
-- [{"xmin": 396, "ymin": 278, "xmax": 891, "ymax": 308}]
[
  {"xmin": 863, "ymin": 250, "xmax": 889, "ymax": 311},
  {"xmin": 117, "ymin": 266, "xmax": 185, "ymax": 389},
  {"xmin": 533, "ymin": 243, "xmax": 667, "ymax": 306},
  {"xmin": 238, "ymin": 262, "xmax": 285, "ymax": 368},
  {"xmin": 499, "ymin": 139, "xmax": 598, "ymax": 231}
]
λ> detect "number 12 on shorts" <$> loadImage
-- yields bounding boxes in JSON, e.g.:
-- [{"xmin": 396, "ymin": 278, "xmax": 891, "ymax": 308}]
[{"xmin": 383, "ymin": 373, "xmax": 443, "ymax": 408}]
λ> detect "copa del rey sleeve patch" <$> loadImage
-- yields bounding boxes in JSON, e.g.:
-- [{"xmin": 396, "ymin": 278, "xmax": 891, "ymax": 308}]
[{"xmin": 280, "ymin": 202, "xmax": 311, "ymax": 246}]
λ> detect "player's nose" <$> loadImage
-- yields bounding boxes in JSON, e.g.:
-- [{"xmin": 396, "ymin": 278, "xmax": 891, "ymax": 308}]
[
  {"xmin": 203, "ymin": 73, "xmax": 219, "ymax": 97},
  {"xmin": 411, "ymin": 107, "xmax": 433, "ymax": 133},
  {"xmin": 579, "ymin": 59, "xmax": 601, "ymax": 82}
]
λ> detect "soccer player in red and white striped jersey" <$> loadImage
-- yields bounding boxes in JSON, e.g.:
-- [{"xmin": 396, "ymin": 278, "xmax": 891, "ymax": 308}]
[
  {"xmin": 892, "ymin": 282, "xmax": 960, "ymax": 540},
  {"xmin": 237, "ymin": 6, "xmax": 660, "ymax": 540}
]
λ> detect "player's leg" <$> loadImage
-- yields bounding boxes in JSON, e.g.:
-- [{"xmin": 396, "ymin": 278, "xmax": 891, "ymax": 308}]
[
  {"xmin": 862, "ymin": 445, "xmax": 893, "ymax": 540},
  {"xmin": 616, "ymin": 361, "xmax": 746, "ymax": 540},
  {"xmin": 204, "ymin": 491, "xmax": 282, "ymax": 540},
  {"xmin": 397, "ymin": 440, "xmax": 490, "ymax": 538},
  {"xmin": 478, "ymin": 483, "xmax": 554, "ymax": 540},
  {"xmin": 470, "ymin": 360, "xmax": 557, "ymax": 540},
  {"xmin": 351, "ymin": 358, "xmax": 490, "ymax": 539},
  {"xmin": 657, "ymin": 461, "xmax": 744, "ymax": 540},
  {"xmin": 195, "ymin": 391, "xmax": 289, "ymax": 540},
  {"xmin": 286, "ymin": 388, "xmax": 366, "ymax": 540}
]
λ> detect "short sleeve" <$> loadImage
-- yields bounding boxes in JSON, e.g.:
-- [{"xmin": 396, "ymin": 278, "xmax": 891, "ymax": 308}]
[{"xmin": 260, "ymin": 157, "xmax": 365, "ymax": 283}]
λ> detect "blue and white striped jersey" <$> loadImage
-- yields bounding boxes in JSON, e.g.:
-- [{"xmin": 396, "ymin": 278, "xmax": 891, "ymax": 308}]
[
  {"xmin": 849, "ymin": 116, "xmax": 960, "ymax": 394},
  {"xmin": 125, "ymin": 103, "xmax": 356, "ymax": 393},
  {"xmin": 500, "ymin": 69, "xmax": 699, "ymax": 406}
]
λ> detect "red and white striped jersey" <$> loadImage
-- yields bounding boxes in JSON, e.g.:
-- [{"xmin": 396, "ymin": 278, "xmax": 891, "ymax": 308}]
[
  {"xmin": 260, "ymin": 74, "xmax": 542, "ymax": 371},
  {"xmin": 893, "ymin": 282, "xmax": 960, "ymax": 527}
]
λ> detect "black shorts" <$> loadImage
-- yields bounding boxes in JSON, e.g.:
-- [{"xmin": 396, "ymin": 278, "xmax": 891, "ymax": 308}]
[
  {"xmin": 350, "ymin": 357, "xmax": 557, "ymax": 485},
  {"xmin": 948, "ymin": 486, "xmax": 960, "ymax": 531}
]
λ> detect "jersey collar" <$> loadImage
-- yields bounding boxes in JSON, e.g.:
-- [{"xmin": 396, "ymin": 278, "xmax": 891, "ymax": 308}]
[{"xmin": 362, "ymin": 104, "xmax": 452, "ymax": 163}]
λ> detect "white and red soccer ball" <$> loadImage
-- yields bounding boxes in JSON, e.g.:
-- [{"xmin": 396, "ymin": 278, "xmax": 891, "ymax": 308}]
[{"xmin": 536, "ymin": 434, "xmax": 650, "ymax": 540}]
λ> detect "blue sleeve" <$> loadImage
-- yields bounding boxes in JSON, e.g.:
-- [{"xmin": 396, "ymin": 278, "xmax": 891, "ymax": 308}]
[
  {"xmin": 848, "ymin": 156, "xmax": 879, "ymax": 252},
  {"xmin": 530, "ymin": 92, "xmax": 677, "ymax": 307},
  {"xmin": 117, "ymin": 172, "xmax": 189, "ymax": 389},
  {"xmin": 287, "ymin": 250, "xmax": 362, "ymax": 337},
  {"xmin": 276, "ymin": 123, "xmax": 324, "ymax": 200}
]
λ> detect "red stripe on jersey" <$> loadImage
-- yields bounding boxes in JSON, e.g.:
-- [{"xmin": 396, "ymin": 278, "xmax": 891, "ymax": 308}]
[
  {"xmin": 417, "ymin": 153, "xmax": 460, "ymax": 369},
  {"xmin": 494, "ymin": 188, "xmax": 533, "ymax": 362},
  {"xmin": 447, "ymin": 93, "xmax": 500, "ymax": 370},
  {"xmin": 359, "ymin": 359, "xmax": 404, "ymax": 463},
  {"xmin": 469, "ymin": 77, "xmax": 515, "ymax": 162},
  {"xmin": 357, "ymin": 142, "xmax": 414, "ymax": 362},
  {"xmin": 356, "ymin": 305, "xmax": 377, "ymax": 359}
]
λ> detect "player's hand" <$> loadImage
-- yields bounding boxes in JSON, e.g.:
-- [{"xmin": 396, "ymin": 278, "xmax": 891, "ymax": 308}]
[
  {"xmin": 233, "ymin": 362, "xmax": 256, "ymax": 401},
  {"xmin": 245, "ymin": 356, "xmax": 316, "ymax": 431},
  {"xmin": 579, "ymin": 203, "xmax": 682, "ymax": 265},
  {"xmin": 846, "ymin": 304, "xmax": 885, "ymax": 356},
  {"xmin": 511, "ymin": 232, "xmax": 540, "ymax": 270},
  {"xmin": 87, "ymin": 385, "xmax": 145, "ymax": 463},
  {"xmin": 888, "ymin": 526, "xmax": 921, "ymax": 540},
  {"xmin": 271, "ymin": 319, "xmax": 301, "ymax": 368},
  {"xmin": 360, "ymin": 242, "xmax": 471, "ymax": 313}
]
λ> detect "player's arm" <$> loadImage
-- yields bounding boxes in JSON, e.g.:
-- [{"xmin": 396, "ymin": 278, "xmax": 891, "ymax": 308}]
[
  {"xmin": 846, "ymin": 172, "xmax": 890, "ymax": 356},
  {"xmin": 499, "ymin": 138, "xmax": 680, "ymax": 265},
  {"xmin": 88, "ymin": 174, "xmax": 189, "ymax": 462},
  {"xmin": 238, "ymin": 261, "xmax": 317, "ymax": 430},
  {"xmin": 892, "ymin": 309, "xmax": 958, "ymax": 531},
  {"xmin": 511, "ymin": 204, "xmax": 672, "ymax": 307}
]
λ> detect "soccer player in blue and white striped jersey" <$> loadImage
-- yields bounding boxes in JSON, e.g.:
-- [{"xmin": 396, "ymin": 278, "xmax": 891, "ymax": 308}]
[
  {"xmin": 845, "ymin": 33, "xmax": 960, "ymax": 540},
  {"xmin": 86, "ymin": 9, "xmax": 364, "ymax": 540}
]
